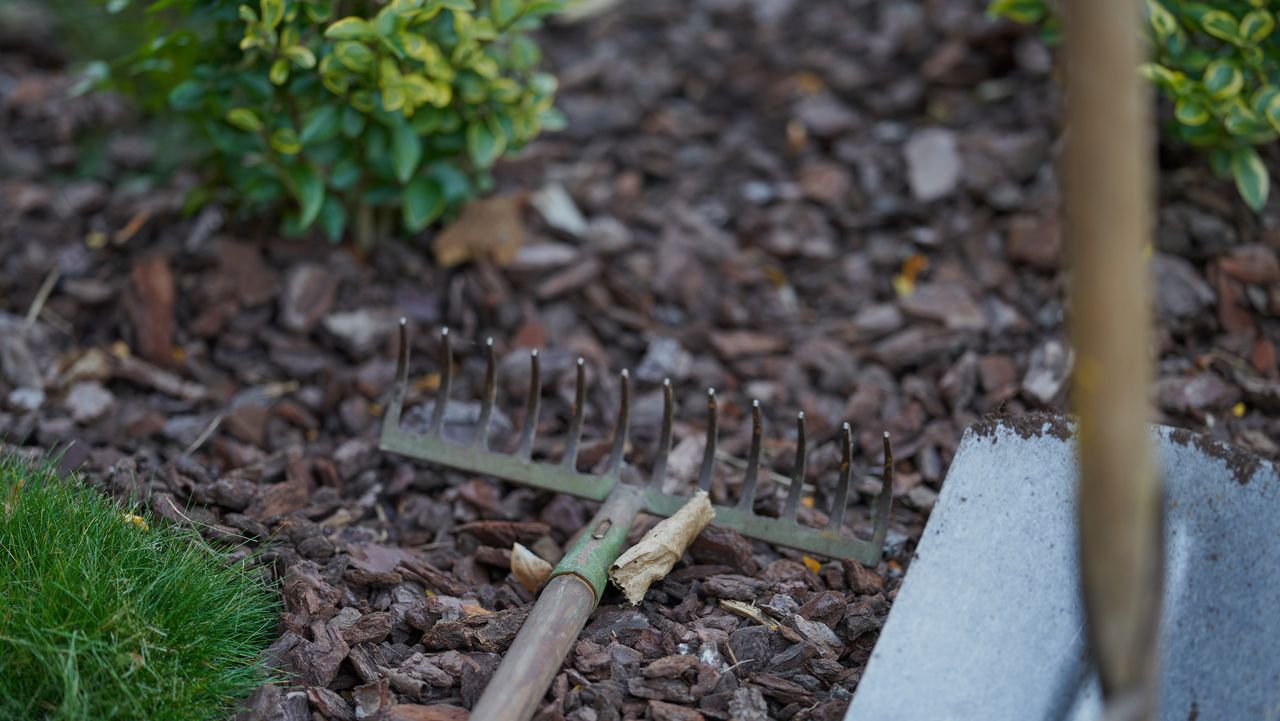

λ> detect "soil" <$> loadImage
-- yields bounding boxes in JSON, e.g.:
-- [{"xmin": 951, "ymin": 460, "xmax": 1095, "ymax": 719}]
[{"xmin": 2, "ymin": 0, "xmax": 1279, "ymax": 720}]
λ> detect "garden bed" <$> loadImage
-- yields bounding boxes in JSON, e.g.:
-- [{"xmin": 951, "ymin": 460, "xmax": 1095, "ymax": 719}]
[{"xmin": 1, "ymin": 0, "xmax": 1277, "ymax": 719}]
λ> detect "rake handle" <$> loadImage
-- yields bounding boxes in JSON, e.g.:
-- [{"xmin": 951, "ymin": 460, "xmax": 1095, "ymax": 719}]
[
  {"xmin": 470, "ymin": 487, "xmax": 645, "ymax": 721},
  {"xmin": 1066, "ymin": 0, "xmax": 1160, "ymax": 715}
]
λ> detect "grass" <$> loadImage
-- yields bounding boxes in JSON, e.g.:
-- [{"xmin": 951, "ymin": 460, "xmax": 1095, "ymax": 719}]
[{"xmin": 0, "ymin": 453, "xmax": 278, "ymax": 720}]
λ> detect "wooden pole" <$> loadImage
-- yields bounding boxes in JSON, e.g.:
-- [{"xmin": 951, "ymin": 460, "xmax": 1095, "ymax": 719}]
[{"xmin": 1065, "ymin": 0, "xmax": 1162, "ymax": 718}]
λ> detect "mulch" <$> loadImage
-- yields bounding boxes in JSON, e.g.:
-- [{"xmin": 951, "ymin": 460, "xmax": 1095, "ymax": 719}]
[{"xmin": 1, "ymin": 0, "xmax": 1278, "ymax": 719}]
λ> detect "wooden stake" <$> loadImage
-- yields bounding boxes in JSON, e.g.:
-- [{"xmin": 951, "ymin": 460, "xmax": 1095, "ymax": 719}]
[{"xmin": 1066, "ymin": 0, "xmax": 1162, "ymax": 717}]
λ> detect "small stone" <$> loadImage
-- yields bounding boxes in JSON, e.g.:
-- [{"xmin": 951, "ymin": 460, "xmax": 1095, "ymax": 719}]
[
  {"xmin": 323, "ymin": 308, "xmax": 399, "ymax": 357},
  {"xmin": 65, "ymin": 381, "xmax": 113, "ymax": 424},
  {"xmin": 977, "ymin": 354, "xmax": 1017, "ymax": 393},
  {"xmin": 1219, "ymin": 245, "xmax": 1280, "ymax": 285},
  {"xmin": 635, "ymin": 337, "xmax": 692, "ymax": 383},
  {"xmin": 509, "ymin": 242, "xmax": 579, "ymax": 272},
  {"xmin": 1006, "ymin": 215, "xmax": 1061, "ymax": 270},
  {"xmin": 530, "ymin": 183, "xmax": 587, "ymax": 238},
  {"xmin": 904, "ymin": 128, "xmax": 961, "ymax": 202},
  {"xmin": 898, "ymin": 283, "xmax": 986, "ymax": 331},
  {"xmin": 851, "ymin": 303, "xmax": 904, "ymax": 337},
  {"xmin": 1154, "ymin": 254, "xmax": 1214, "ymax": 323},
  {"xmin": 6, "ymin": 387, "xmax": 45, "ymax": 412},
  {"xmin": 1022, "ymin": 339, "xmax": 1073, "ymax": 405},
  {"xmin": 1158, "ymin": 371, "xmax": 1241, "ymax": 414},
  {"xmin": 280, "ymin": 264, "xmax": 338, "ymax": 334}
]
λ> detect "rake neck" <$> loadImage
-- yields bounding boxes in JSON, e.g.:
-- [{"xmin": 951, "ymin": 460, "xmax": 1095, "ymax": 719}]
[{"xmin": 469, "ymin": 486, "xmax": 645, "ymax": 721}]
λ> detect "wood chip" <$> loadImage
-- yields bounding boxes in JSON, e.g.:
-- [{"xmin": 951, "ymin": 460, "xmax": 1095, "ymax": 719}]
[
  {"xmin": 719, "ymin": 599, "xmax": 778, "ymax": 630},
  {"xmin": 511, "ymin": 542, "xmax": 552, "ymax": 592},
  {"xmin": 609, "ymin": 491, "xmax": 715, "ymax": 605}
]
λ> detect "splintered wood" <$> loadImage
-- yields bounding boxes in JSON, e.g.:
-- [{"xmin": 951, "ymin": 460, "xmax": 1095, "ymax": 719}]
[{"xmin": 609, "ymin": 491, "xmax": 715, "ymax": 605}]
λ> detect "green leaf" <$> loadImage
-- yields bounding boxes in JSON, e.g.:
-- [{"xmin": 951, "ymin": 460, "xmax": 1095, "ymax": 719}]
[
  {"xmin": 334, "ymin": 41, "xmax": 376, "ymax": 72},
  {"xmin": 1145, "ymin": 0, "xmax": 1179, "ymax": 38},
  {"xmin": 1264, "ymin": 93, "xmax": 1280, "ymax": 132},
  {"xmin": 325, "ymin": 17, "xmax": 374, "ymax": 40},
  {"xmin": 403, "ymin": 177, "xmax": 445, "ymax": 232},
  {"xmin": 986, "ymin": 0, "xmax": 1046, "ymax": 24},
  {"xmin": 285, "ymin": 45, "xmax": 317, "ymax": 68},
  {"xmin": 1199, "ymin": 10, "xmax": 1242, "ymax": 44},
  {"xmin": 1240, "ymin": 9, "xmax": 1275, "ymax": 43},
  {"xmin": 270, "ymin": 58, "xmax": 290, "ymax": 85},
  {"xmin": 330, "ymin": 158, "xmax": 361, "ymax": 189},
  {"xmin": 493, "ymin": 0, "xmax": 520, "ymax": 26},
  {"xmin": 271, "ymin": 128, "xmax": 302, "ymax": 154},
  {"xmin": 261, "ymin": 0, "xmax": 286, "ymax": 29},
  {"xmin": 1209, "ymin": 147, "xmax": 1232, "ymax": 178},
  {"xmin": 1174, "ymin": 98, "xmax": 1210, "ymax": 127},
  {"xmin": 319, "ymin": 196, "xmax": 348, "ymax": 242},
  {"xmin": 167, "ymin": 79, "xmax": 205, "ymax": 110},
  {"xmin": 374, "ymin": 4, "xmax": 398, "ymax": 35},
  {"xmin": 341, "ymin": 105, "xmax": 367, "ymax": 137},
  {"xmin": 301, "ymin": 105, "xmax": 340, "ymax": 144},
  {"xmin": 523, "ymin": 0, "xmax": 563, "ymax": 17},
  {"xmin": 1230, "ymin": 146, "xmax": 1269, "ymax": 211},
  {"xmin": 1203, "ymin": 60, "xmax": 1243, "ymax": 100},
  {"xmin": 465, "ymin": 119, "xmax": 504, "ymax": 168},
  {"xmin": 391, "ymin": 122, "xmax": 423, "ymax": 183},
  {"xmin": 227, "ymin": 108, "xmax": 264, "ymax": 132},
  {"xmin": 287, "ymin": 164, "xmax": 326, "ymax": 228},
  {"xmin": 438, "ymin": 0, "xmax": 476, "ymax": 10}
]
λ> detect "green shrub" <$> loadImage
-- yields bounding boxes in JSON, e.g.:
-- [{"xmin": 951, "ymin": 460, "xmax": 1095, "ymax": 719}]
[
  {"xmin": 990, "ymin": 0, "xmax": 1277, "ymax": 211},
  {"xmin": 0, "ymin": 453, "xmax": 277, "ymax": 720},
  {"xmin": 97, "ymin": 0, "xmax": 565, "ymax": 247}
]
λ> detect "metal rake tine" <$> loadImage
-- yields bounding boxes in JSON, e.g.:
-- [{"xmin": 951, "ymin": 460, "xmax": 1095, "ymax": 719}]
[
  {"xmin": 389, "ymin": 318, "xmax": 410, "ymax": 422},
  {"xmin": 783, "ymin": 411, "xmax": 806, "ymax": 521},
  {"xmin": 736, "ymin": 400, "xmax": 763, "ymax": 511},
  {"xmin": 428, "ymin": 327, "xmax": 452, "ymax": 436},
  {"xmin": 604, "ymin": 369, "xmax": 630, "ymax": 475},
  {"xmin": 697, "ymin": 388, "xmax": 718, "ymax": 493},
  {"xmin": 649, "ymin": 379, "xmax": 674, "ymax": 490},
  {"xmin": 871, "ymin": 431, "xmax": 894, "ymax": 551},
  {"xmin": 826, "ymin": 422, "xmax": 854, "ymax": 532},
  {"xmin": 561, "ymin": 358, "xmax": 587, "ymax": 470},
  {"xmin": 473, "ymin": 337, "xmax": 497, "ymax": 449},
  {"xmin": 516, "ymin": 350, "xmax": 540, "ymax": 459}
]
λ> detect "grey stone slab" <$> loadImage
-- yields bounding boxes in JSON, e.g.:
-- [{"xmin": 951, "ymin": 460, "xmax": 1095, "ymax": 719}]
[{"xmin": 847, "ymin": 416, "xmax": 1280, "ymax": 721}]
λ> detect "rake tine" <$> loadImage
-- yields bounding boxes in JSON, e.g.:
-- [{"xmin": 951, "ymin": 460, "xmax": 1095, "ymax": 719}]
[
  {"xmin": 389, "ymin": 318, "xmax": 410, "ymax": 423},
  {"xmin": 649, "ymin": 379, "xmax": 674, "ymax": 490},
  {"xmin": 783, "ymin": 411, "xmax": 806, "ymax": 521},
  {"xmin": 516, "ymin": 350, "xmax": 540, "ymax": 459},
  {"xmin": 871, "ymin": 431, "xmax": 894, "ymax": 551},
  {"xmin": 428, "ymin": 327, "xmax": 452, "ymax": 436},
  {"xmin": 561, "ymin": 358, "xmax": 587, "ymax": 470},
  {"xmin": 826, "ymin": 422, "xmax": 854, "ymax": 532},
  {"xmin": 697, "ymin": 388, "xmax": 718, "ymax": 493},
  {"xmin": 736, "ymin": 400, "xmax": 764, "ymax": 511},
  {"xmin": 604, "ymin": 369, "xmax": 630, "ymax": 475},
  {"xmin": 473, "ymin": 337, "xmax": 497, "ymax": 449}
]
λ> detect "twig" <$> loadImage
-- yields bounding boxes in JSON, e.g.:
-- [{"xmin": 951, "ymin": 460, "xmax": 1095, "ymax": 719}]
[
  {"xmin": 24, "ymin": 266, "xmax": 61, "ymax": 330},
  {"xmin": 180, "ymin": 413, "xmax": 225, "ymax": 458}
]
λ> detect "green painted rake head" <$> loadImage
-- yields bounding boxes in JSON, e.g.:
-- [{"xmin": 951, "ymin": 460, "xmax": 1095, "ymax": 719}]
[{"xmin": 380, "ymin": 321, "xmax": 894, "ymax": 565}]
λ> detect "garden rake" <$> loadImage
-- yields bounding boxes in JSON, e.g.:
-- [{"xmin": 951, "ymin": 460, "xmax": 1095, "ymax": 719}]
[{"xmin": 380, "ymin": 322, "xmax": 894, "ymax": 721}]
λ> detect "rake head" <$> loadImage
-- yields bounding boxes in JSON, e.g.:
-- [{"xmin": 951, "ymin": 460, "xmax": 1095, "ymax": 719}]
[{"xmin": 380, "ymin": 321, "xmax": 894, "ymax": 566}]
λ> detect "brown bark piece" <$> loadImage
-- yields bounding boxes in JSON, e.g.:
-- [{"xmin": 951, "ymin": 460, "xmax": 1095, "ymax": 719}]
[{"xmin": 124, "ymin": 255, "xmax": 174, "ymax": 366}]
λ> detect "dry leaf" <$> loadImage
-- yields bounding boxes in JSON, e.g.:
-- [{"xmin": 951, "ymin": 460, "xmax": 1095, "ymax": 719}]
[
  {"xmin": 432, "ymin": 194, "xmax": 526, "ymax": 268},
  {"xmin": 511, "ymin": 542, "xmax": 552, "ymax": 592},
  {"xmin": 609, "ymin": 491, "xmax": 715, "ymax": 605}
]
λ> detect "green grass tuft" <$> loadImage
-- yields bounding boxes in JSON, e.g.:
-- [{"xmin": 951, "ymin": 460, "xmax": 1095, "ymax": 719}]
[{"xmin": 0, "ymin": 453, "xmax": 278, "ymax": 720}]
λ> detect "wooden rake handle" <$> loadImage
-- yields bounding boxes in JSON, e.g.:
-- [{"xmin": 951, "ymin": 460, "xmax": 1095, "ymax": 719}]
[{"xmin": 1066, "ymin": 0, "xmax": 1162, "ymax": 716}]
